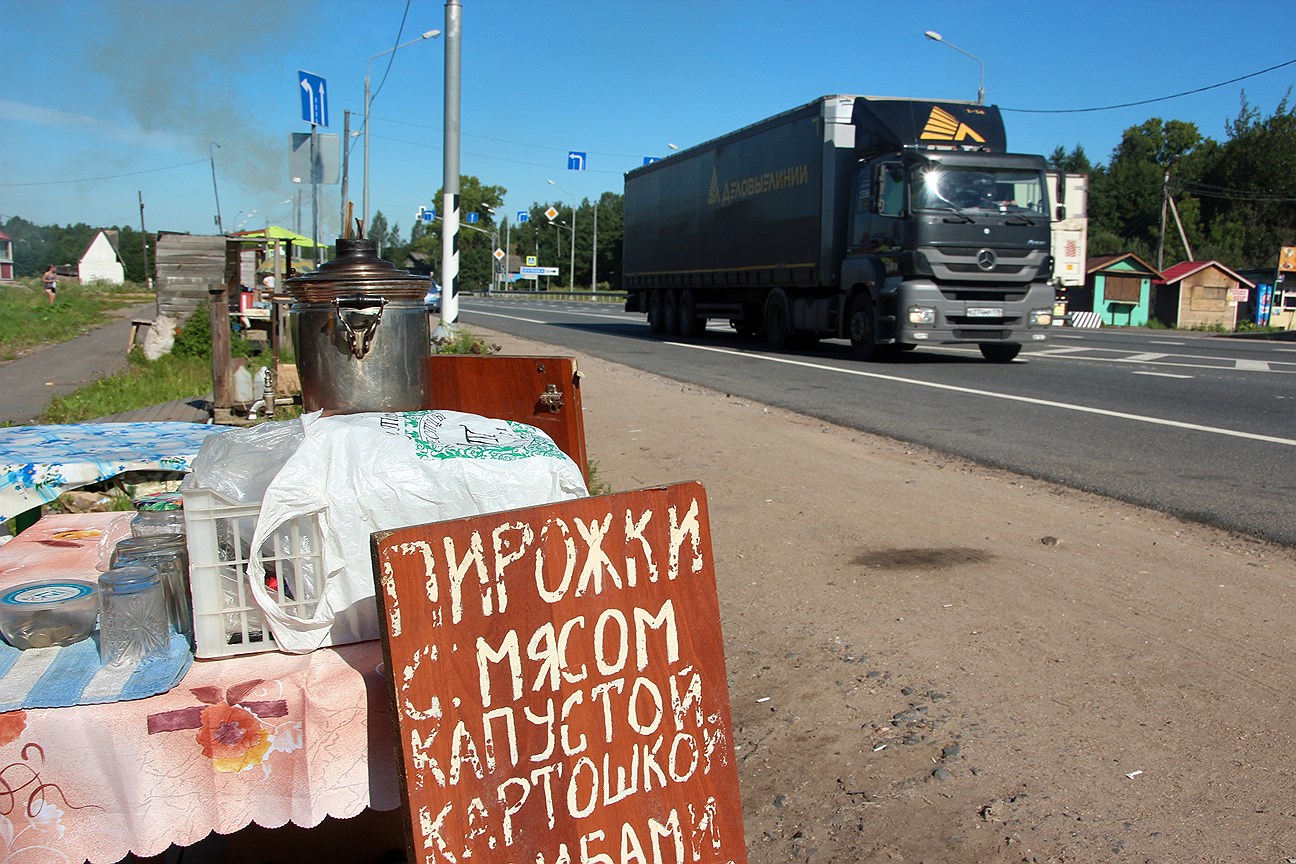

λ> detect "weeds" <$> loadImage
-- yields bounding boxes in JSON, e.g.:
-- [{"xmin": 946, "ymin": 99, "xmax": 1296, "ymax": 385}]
[{"xmin": 0, "ymin": 279, "xmax": 152, "ymax": 361}]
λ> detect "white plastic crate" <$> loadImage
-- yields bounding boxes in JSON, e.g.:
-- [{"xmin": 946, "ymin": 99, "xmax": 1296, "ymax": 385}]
[{"xmin": 181, "ymin": 487, "xmax": 326, "ymax": 658}]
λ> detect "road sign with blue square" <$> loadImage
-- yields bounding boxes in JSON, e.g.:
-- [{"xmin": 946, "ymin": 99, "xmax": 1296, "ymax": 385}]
[
  {"xmin": 298, "ymin": 70, "xmax": 329, "ymax": 127},
  {"xmin": 567, "ymin": 151, "xmax": 587, "ymax": 171},
  {"xmin": 517, "ymin": 212, "xmax": 530, "ymax": 223}
]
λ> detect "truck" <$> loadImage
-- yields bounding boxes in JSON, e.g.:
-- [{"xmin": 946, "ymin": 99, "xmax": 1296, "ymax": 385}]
[
  {"xmin": 1046, "ymin": 171, "xmax": 1090, "ymax": 323},
  {"xmin": 622, "ymin": 95, "xmax": 1058, "ymax": 361}
]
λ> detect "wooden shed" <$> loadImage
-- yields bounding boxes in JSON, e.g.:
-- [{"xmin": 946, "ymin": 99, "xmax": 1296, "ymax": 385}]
[
  {"xmin": 1154, "ymin": 261, "xmax": 1254, "ymax": 330},
  {"xmin": 154, "ymin": 233, "xmax": 232, "ymax": 320},
  {"xmin": 1072, "ymin": 252, "xmax": 1161, "ymax": 327}
]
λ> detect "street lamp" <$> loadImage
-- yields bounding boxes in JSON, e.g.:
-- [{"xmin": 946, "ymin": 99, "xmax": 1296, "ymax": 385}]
[
  {"xmin": 363, "ymin": 28, "xmax": 441, "ymax": 230},
  {"xmin": 924, "ymin": 30, "xmax": 984, "ymax": 105},
  {"xmin": 546, "ymin": 178, "xmax": 577, "ymax": 291},
  {"xmin": 209, "ymin": 143, "xmax": 224, "ymax": 234},
  {"xmin": 459, "ymin": 220, "xmax": 500, "ymax": 293}
]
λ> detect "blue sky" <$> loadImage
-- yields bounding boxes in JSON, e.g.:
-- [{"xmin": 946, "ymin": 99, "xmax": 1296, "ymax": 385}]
[{"xmin": 2, "ymin": 0, "xmax": 1294, "ymax": 243}]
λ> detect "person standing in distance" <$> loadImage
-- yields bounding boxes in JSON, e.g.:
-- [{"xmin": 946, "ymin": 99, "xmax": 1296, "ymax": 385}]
[{"xmin": 42, "ymin": 265, "xmax": 57, "ymax": 304}]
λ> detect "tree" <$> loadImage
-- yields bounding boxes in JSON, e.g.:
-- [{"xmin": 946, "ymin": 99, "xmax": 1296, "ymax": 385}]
[{"xmin": 1191, "ymin": 92, "xmax": 1296, "ymax": 268}]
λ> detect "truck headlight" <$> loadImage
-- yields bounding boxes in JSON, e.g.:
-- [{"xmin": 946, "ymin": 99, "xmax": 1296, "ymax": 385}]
[
  {"xmin": 908, "ymin": 305, "xmax": 936, "ymax": 325},
  {"xmin": 1030, "ymin": 308, "xmax": 1053, "ymax": 327}
]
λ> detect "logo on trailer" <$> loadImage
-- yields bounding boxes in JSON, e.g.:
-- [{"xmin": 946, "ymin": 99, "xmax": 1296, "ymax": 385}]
[{"xmin": 920, "ymin": 106, "xmax": 986, "ymax": 143}]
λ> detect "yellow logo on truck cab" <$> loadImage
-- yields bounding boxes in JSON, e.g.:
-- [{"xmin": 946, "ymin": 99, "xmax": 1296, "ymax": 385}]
[{"xmin": 920, "ymin": 106, "xmax": 986, "ymax": 143}]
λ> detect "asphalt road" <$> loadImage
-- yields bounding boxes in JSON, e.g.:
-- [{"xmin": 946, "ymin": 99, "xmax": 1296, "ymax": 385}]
[{"xmin": 456, "ymin": 296, "xmax": 1296, "ymax": 547}]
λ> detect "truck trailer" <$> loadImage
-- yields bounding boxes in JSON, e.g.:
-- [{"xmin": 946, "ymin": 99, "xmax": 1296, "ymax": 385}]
[{"xmin": 622, "ymin": 95, "xmax": 1058, "ymax": 361}]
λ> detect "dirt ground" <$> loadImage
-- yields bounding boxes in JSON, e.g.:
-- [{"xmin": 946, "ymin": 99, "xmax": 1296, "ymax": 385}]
[{"xmin": 477, "ymin": 326, "xmax": 1296, "ymax": 864}]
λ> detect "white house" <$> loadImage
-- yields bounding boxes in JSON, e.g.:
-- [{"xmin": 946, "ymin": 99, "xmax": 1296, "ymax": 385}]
[{"xmin": 78, "ymin": 230, "xmax": 125, "ymax": 284}]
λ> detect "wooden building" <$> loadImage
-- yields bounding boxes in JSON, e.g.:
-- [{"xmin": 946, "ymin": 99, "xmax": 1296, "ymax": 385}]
[
  {"xmin": 154, "ymin": 233, "xmax": 231, "ymax": 320},
  {"xmin": 1154, "ymin": 261, "xmax": 1253, "ymax": 330},
  {"xmin": 1073, "ymin": 253, "xmax": 1161, "ymax": 327}
]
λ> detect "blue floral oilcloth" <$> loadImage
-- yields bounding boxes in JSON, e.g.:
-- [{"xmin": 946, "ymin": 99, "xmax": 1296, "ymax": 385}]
[{"xmin": 0, "ymin": 423, "xmax": 230, "ymax": 524}]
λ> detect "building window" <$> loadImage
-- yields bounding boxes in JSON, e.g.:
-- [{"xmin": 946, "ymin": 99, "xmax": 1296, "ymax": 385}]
[{"xmin": 1104, "ymin": 275, "xmax": 1141, "ymax": 304}]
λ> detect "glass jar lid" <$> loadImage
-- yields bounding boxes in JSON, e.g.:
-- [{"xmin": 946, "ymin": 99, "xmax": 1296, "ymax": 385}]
[{"xmin": 99, "ymin": 565, "xmax": 162, "ymax": 595}]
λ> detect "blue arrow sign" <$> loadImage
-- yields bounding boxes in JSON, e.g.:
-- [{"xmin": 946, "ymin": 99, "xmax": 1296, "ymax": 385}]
[
  {"xmin": 466, "ymin": 212, "xmax": 480, "ymax": 224},
  {"xmin": 298, "ymin": 70, "xmax": 329, "ymax": 127},
  {"xmin": 567, "ymin": 151, "xmax": 587, "ymax": 171},
  {"xmin": 516, "ymin": 212, "xmax": 530, "ymax": 223},
  {"xmin": 643, "ymin": 156, "xmax": 660, "ymax": 165}
]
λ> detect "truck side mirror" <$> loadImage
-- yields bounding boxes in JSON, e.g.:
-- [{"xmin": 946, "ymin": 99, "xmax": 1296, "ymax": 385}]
[{"xmin": 1055, "ymin": 204, "xmax": 1067, "ymax": 221}]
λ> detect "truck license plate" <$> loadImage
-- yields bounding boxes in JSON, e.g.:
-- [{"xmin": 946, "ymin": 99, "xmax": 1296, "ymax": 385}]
[{"xmin": 966, "ymin": 307, "xmax": 1003, "ymax": 318}]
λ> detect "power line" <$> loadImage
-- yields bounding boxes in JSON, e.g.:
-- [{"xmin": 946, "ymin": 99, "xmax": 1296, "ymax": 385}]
[
  {"xmin": 0, "ymin": 159, "xmax": 209, "ymax": 187},
  {"xmin": 1004, "ymin": 57, "xmax": 1296, "ymax": 114}
]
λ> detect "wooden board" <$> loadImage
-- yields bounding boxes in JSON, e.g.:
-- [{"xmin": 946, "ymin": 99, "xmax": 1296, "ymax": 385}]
[
  {"xmin": 372, "ymin": 482, "xmax": 746, "ymax": 864},
  {"xmin": 425, "ymin": 355, "xmax": 588, "ymax": 482}
]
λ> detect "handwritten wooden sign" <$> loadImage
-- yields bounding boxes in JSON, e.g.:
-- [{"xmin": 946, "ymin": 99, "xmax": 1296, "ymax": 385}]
[{"xmin": 371, "ymin": 481, "xmax": 746, "ymax": 864}]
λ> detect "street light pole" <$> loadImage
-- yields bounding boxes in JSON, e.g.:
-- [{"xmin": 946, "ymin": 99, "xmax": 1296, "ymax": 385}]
[
  {"xmin": 546, "ymin": 178, "xmax": 576, "ymax": 290},
  {"xmin": 363, "ymin": 27, "xmax": 440, "ymax": 231},
  {"xmin": 923, "ymin": 30, "xmax": 985, "ymax": 105},
  {"xmin": 209, "ymin": 142, "xmax": 224, "ymax": 234}
]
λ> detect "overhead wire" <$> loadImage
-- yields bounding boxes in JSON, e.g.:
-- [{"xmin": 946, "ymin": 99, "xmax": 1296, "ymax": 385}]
[{"xmin": 1003, "ymin": 57, "xmax": 1296, "ymax": 114}]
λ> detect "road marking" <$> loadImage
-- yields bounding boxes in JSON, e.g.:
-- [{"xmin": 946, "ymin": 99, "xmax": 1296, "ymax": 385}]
[
  {"xmin": 1235, "ymin": 359, "xmax": 1271, "ymax": 371},
  {"xmin": 1150, "ymin": 340, "xmax": 1185, "ymax": 345},
  {"xmin": 1027, "ymin": 346, "xmax": 1091, "ymax": 356},
  {"xmin": 1052, "ymin": 334, "xmax": 1087, "ymax": 340},
  {"xmin": 1133, "ymin": 371, "xmax": 1193, "ymax": 379},
  {"xmin": 670, "ymin": 342, "xmax": 1296, "ymax": 447},
  {"xmin": 1123, "ymin": 352, "xmax": 1169, "ymax": 362},
  {"xmin": 463, "ymin": 309, "xmax": 546, "ymax": 324}
]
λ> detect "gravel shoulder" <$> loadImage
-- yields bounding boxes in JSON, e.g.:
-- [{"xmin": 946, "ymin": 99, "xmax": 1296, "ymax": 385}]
[{"xmin": 475, "ymin": 324, "xmax": 1296, "ymax": 864}]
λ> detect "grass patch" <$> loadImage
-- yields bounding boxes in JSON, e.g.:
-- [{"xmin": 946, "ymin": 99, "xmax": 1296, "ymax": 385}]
[
  {"xmin": 37, "ymin": 351, "xmax": 214, "ymax": 424},
  {"xmin": 0, "ymin": 279, "xmax": 152, "ymax": 361}
]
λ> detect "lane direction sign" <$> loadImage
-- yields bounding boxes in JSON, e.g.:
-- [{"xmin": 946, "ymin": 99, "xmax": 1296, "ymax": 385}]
[{"xmin": 298, "ymin": 70, "xmax": 329, "ymax": 127}]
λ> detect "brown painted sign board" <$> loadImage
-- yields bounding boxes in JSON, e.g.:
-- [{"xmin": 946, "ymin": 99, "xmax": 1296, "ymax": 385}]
[{"xmin": 371, "ymin": 481, "xmax": 747, "ymax": 864}]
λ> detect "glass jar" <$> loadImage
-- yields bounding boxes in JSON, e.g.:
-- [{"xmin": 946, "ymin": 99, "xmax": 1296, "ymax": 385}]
[
  {"xmin": 110, "ymin": 534, "xmax": 192, "ymax": 648},
  {"xmin": 131, "ymin": 491, "xmax": 186, "ymax": 538},
  {"xmin": 98, "ymin": 565, "xmax": 170, "ymax": 667}
]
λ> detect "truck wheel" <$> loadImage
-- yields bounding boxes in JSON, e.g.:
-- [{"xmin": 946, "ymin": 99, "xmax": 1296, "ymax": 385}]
[
  {"xmin": 849, "ymin": 295, "xmax": 878, "ymax": 361},
  {"xmin": 678, "ymin": 289, "xmax": 703, "ymax": 338},
  {"xmin": 647, "ymin": 290, "xmax": 665, "ymax": 334},
  {"xmin": 764, "ymin": 292, "xmax": 791, "ymax": 351},
  {"xmin": 662, "ymin": 289, "xmax": 681, "ymax": 335},
  {"xmin": 980, "ymin": 343, "xmax": 1021, "ymax": 363}
]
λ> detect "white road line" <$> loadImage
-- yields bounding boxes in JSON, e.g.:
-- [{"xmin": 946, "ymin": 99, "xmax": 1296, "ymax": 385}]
[
  {"xmin": 1123, "ymin": 352, "xmax": 1168, "ymax": 362},
  {"xmin": 669, "ymin": 342, "xmax": 1296, "ymax": 447},
  {"xmin": 1133, "ymin": 371, "xmax": 1193, "ymax": 379},
  {"xmin": 1236, "ymin": 359, "xmax": 1272, "ymax": 371},
  {"xmin": 1052, "ymin": 334, "xmax": 1087, "ymax": 340},
  {"xmin": 1150, "ymin": 340, "xmax": 1186, "ymax": 345},
  {"xmin": 464, "ymin": 309, "xmax": 547, "ymax": 324},
  {"xmin": 1027, "ymin": 346, "xmax": 1092, "ymax": 356}
]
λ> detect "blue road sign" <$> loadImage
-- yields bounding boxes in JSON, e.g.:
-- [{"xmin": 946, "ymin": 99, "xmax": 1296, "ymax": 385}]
[
  {"xmin": 643, "ymin": 156, "xmax": 660, "ymax": 165},
  {"xmin": 298, "ymin": 70, "xmax": 329, "ymax": 127},
  {"xmin": 516, "ymin": 212, "xmax": 530, "ymax": 223},
  {"xmin": 466, "ymin": 212, "xmax": 480, "ymax": 224},
  {"xmin": 417, "ymin": 206, "xmax": 435, "ymax": 222},
  {"xmin": 567, "ymin": 151, "xmax": 587, "ymax": 171}
]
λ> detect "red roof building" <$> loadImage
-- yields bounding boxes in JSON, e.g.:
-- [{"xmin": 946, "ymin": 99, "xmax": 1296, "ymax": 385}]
[{"xmin": 1153, "ymin": 261, "xmax": 1254, "ymax": 330}]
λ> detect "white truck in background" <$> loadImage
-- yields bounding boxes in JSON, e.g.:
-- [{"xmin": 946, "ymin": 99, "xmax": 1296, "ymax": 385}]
[{"xmin": 1047, "ymin": 171, "xmax": 1089, "ymax": 322}]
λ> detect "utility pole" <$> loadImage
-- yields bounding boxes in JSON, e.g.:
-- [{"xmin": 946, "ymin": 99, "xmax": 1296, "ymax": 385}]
[
  {"xmin": 138, "ymin": 191, "xmax": 152, "ymax": 290},
  {"xmin": 1157, "ymin": 169, "xmax": 1170, "ymax": 271},
  {"xmin": 341, "ymin": 110, "xmax": 351, "ymax": 235}
]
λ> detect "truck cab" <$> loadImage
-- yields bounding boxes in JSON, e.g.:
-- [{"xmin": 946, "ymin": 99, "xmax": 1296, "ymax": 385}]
[{"xmin": 843, "ymin": 149, "xmax": 1056, "ymax": 361}]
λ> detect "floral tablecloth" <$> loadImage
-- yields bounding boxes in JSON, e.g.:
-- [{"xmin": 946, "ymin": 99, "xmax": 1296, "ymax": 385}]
[
  {"xmin": 0, "ymin": 423, "xmax": 230, "ymax": 525},
  {"xmin": 0, "ymin": 515, "xmax": 400, "ymax": 863}
]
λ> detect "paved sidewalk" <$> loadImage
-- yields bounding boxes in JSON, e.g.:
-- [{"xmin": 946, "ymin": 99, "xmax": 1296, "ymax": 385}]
[
  {"xmin": 0, "ymin": 303, "xmax": 162, "ymax": 425},
  {"xmin": 0, "ymin": 304, "xmax": 212, "ymax": 425}
]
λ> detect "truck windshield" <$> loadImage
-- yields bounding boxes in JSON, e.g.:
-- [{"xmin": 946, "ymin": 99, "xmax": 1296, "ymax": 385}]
[{"xmin": 911, "ymin": 166, "xmax": 1047, "ymax": 216}]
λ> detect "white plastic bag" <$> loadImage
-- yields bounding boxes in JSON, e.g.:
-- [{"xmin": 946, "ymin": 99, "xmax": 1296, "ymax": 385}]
[{"xmin": 245, "ymin": 410, "xmax": 588, "ymax": 653}]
